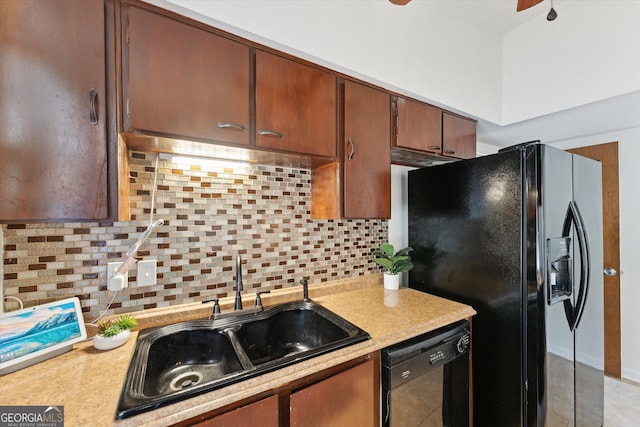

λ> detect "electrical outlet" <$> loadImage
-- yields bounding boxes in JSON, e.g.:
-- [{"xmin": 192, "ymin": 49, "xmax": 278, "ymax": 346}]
[
  {"xmin": 137, "ymin": 259, "xmax": 157, "ymax": 287},
  {"xmin": 107, "ymin": 262, "xmax": 128, "ymax": 291}
]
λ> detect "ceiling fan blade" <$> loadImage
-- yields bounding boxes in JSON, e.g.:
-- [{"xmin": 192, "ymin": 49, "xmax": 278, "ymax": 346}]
[
  {"xmin": 389, "ymin": 0, "xmax": 412, "ymax": 5},
  {"xmin": 516, "ymin": 0, "xmax": 544, "ymax": 11}
]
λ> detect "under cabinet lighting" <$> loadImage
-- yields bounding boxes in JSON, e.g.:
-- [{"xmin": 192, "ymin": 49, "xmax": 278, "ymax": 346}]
[{"xmin": 157, "ymin": 152, "xmax": 252, "ymax": 170}]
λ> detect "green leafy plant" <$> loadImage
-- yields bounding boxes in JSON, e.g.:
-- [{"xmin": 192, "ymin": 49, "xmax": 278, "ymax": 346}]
[
  {"xmin": 97, "ymin": 314, "xmax": 137, "ymax": 337},
  {"xmin": 374, "ymin": 243, "xmax": 414, "ymax": 275}
]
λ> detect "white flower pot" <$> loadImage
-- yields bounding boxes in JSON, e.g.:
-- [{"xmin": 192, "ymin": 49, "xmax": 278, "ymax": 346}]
[
  {"xmin": 93, "ymin": 329, "xmax": 131, "ymax": 351},
  {"xmin": 383, "ymin": 273, "xmax": 401, "ymax": 290}
]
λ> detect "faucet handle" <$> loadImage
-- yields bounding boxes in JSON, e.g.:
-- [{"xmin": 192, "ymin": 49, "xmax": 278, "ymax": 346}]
[
  {"xmin": 202, "ymin": 298, "xmax": 221, "ymax": 319},
  {"xmin": 299, "ymin": 279, "xmax": 310, "ymax": 302},
  {"xmin": 255, "ymin": 290, "xmax": 271, "ymax": 308},
  {"xmin": 234, "ymin": 255, "xmax": 244, "ymax": 311}
]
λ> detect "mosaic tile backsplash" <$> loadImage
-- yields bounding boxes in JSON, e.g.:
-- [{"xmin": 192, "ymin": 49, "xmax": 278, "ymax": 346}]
[{"xmin": 1, "ymin": 152, "xmax": 388, "ymax": 320}]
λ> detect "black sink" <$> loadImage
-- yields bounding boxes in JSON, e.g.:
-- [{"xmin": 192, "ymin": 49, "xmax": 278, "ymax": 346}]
[
  {"xmin": 142, "ymin": 329, "xmax": 244, "ymax": 397},
  {"xmin": 116, "ymin": 300, "xmax": 369, "ymax": 419},
  {"xmin": 235, "ymin": 304, "xmax": 355, "ymax": 366}
]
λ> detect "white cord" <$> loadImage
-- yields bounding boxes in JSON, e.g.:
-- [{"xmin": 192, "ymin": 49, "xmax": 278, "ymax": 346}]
[
  {"xmin": 149, "ymin": 154, "xmax": 160, "ymax": 225},
  {"xmin": 117, "ymin": 155, "xmax": 164, "ymax": 270},
  {"xmin": 85, "ymin": 291, "xmax": 119, "ymax": 328},
  {"xmin": 3, "ymin": 295, "xmax": 24, "ymax": 311}
]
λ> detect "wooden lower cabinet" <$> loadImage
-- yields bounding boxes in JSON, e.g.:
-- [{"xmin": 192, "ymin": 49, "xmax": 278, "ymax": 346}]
[
  {"xmin": 192, "ymin": 395, "xmax": 279, "ymax": 427},
  {"xmin": 179, "ymin": 354, "xmax": 378, "ymax": 427},
  {"xmin": 290, "ymin": 358, "xmax": 376, "ymax": 426}
]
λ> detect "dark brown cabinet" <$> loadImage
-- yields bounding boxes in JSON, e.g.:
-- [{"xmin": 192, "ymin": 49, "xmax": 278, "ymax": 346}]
[
  {"xmin": 256, "ymin": 51, "xmax": 337, "ymax": 158},
  {"xmin": 395, "ymin": 97, "xmax": 442, "ymax": 155},
  {"xmin": 343, "ymin": 81, "xmax": 391, "ymax": 219},
  {"xmin": 290, "ymin": 358, "xmax": 376, "ymax": 426},
  {"xmin": 392, "ymin": 96, "xmax": 477, "ymax": 166},
  {"xmin": 0, "ymin": 0, "xmax": 110, "ymax": 222},
  {"xmin": 192, "ymin": 395, "xmax": 278, "ymax": 427},
  {"xmin": 443, "ymin": 112, "xmax": 477, "ymax": 160},
  {"xmin": 122, "ymin": 3, "xmax": 250, "ymax": 146}
]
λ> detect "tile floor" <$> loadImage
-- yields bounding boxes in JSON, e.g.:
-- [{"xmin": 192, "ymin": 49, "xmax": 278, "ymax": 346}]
[
  {"xmin": 546, "ymin": 352, "xmax": 639, "ymax": 426},
  {"xmin": 605, "ymin": 375, "xmax": 640, "ymax": 427}
]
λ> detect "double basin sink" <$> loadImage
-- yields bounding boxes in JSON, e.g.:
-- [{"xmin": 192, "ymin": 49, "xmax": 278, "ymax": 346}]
[{"xmin": 116, "ymin": 300, "xmax": 370, "ymax": 419}]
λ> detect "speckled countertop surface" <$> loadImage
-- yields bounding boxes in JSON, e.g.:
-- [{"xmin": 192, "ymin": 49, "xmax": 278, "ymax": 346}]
[{"xmin": 1, "ymin": 275, "xmax": 475, "ymax": 427}]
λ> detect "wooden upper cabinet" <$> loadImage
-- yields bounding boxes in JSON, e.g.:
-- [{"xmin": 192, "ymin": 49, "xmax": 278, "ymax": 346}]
[
  {"xmin": 256, "ymin": 51, "xmax": 337, "ymax": 158},
  {"xmin": 343, "ymin": 81, "xmax": 391, "ymax": 219},
  {"xmin": 0, "ymin": 0, "xmax": 109, "ymax": 222},
  {"xmin": 395, "ymin": 97, "xmax": 442, "ymax": 155},
  {"xmin": 443, "ymin": 112, "xmax": 477, "ymax": 159},
  {"xmin": 123, "ymin": 4, "xmax": 250, "ymax": 145},
  {"xmin": 393, "ymin": 97, "xmax": 477, "ymax": 164}
]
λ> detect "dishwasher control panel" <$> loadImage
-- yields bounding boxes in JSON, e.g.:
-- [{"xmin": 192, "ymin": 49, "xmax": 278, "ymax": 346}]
[{"xmin": 382, "ymin": 320, "xmax": 470, "ymax": 388}]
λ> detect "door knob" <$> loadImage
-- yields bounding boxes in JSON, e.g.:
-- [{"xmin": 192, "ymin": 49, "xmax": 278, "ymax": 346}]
[{"xmin": 604, "ymin": 267, "xmax": 617, "ymax": 276}]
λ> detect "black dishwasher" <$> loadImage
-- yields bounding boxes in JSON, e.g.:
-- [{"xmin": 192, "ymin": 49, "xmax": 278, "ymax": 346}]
[{"xmin": 382, "ymin": 320, "xmax": 470, "ymax": 427}]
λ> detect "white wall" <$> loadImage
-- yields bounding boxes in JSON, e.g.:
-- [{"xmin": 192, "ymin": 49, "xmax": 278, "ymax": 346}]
[
  {"xmin": 159, "ymin": 0, "xmax": 504, "ymax": 123},
  {"xmin": 550, "ymin": 126, "xmax": 640, "ymax": 383},
  {"xmin": 389, "ymin": 165, "xmax": 413, "ymax": 251},
  {"xmin": 389, "ymin": 165, "xmax": 415, "ymax": 287},
  {"xmin": 476, "ymin": 141, "xmax": 500, "ymax": 156},
  {"xmin": 503, "ymin": 1, "xmax": 640, "ymax": 124}
]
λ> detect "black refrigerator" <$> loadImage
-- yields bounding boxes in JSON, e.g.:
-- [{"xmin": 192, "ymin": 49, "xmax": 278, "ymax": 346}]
[{"xmin": 408, "ymin": 143, "xmax": 604, "ymax": 426}]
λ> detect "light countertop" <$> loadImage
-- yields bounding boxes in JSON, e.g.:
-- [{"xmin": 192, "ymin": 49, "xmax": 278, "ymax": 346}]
[{"xmin": 1, "ymin": 275, "xmax": 475, "ymax": 426}]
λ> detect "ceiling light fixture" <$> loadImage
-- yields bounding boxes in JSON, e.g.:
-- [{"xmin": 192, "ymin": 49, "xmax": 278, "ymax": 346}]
[{"xmin": 547, "ymin": 0, "xmax": 558, "ymax": 21}]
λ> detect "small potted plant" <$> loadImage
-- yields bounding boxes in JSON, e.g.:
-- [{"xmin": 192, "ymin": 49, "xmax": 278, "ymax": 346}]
[
  {"xmin": 374, "ymin": 243, "xmax": 414, "ymax": 290},
  {"xmin": 93, "ymin": 314, "xmax": 137, "ymax": 351}
]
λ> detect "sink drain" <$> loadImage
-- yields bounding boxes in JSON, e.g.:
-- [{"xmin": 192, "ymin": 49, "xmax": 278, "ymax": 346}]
[{"xmin": 169, "ymin": 371, "xmax": 204, "ymax": 391}]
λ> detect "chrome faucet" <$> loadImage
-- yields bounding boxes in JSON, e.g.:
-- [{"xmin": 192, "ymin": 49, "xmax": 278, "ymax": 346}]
[{"xmin": 234, "ymin": 255, "xmax": 243, "ymax": 310}]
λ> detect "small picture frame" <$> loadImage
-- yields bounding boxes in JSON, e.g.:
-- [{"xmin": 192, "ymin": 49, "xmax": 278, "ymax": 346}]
[{"xmin": 0, "ymin": 297, "xmax": 87, "ymax": 375}]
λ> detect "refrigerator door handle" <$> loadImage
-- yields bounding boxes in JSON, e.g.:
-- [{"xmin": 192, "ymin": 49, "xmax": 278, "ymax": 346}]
[{"xmin": 561, "ymin": 201, "xmax": 591, "ymax": 331}]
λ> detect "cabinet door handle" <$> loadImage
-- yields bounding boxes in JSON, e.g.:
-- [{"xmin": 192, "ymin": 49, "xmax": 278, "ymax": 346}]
[
  {"xmin": 89, "ymin": 89, "xmax": 98, "ymax": 125},
  {"xmin": 428, "ymin": 145, "xmax": 441, "ymax": 150},
  {"xmin": 444, "ymin": 148, "xmax": 456, "ymax": 155},
  {"xmin": 259, "ymin": 129, "xmax": 284, "ymax": 138},
  {"xmin": 217, "ymin": 122, "xmax": 248, "ymax": 132},
  {"xmin": 347, "ymin": 138, "xmax": 355, "ymax": 160}
]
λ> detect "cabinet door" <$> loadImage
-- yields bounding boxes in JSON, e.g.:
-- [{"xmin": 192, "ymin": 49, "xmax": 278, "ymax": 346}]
[
  {"xmin": 124, "ymin": 4, "xmax": 250, "ymax": 145},
  {"xmin": 442, "ymin": 112, "xmax": 477, "ymax": 159},
  {"xmin": 290, "ymin": 359, "xmax": 375, "ymax": 427},
  {"xmin": 193, "ymin": 395, "xmax": 278, "ymax": 427},
  {"xmin": 343, "ymin": 81, "xmax": 390, "ymax": 219},
  {"xmin": 256, "ymin": 51, "xmax": 337, "ymax": 158},
  {"xmin": 395, "ymin": 97, "xmax": 442, "ymax": 155},
  {"xmin": 0, "ymin": 0, "xmax": 108, "ymax": 221}
]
